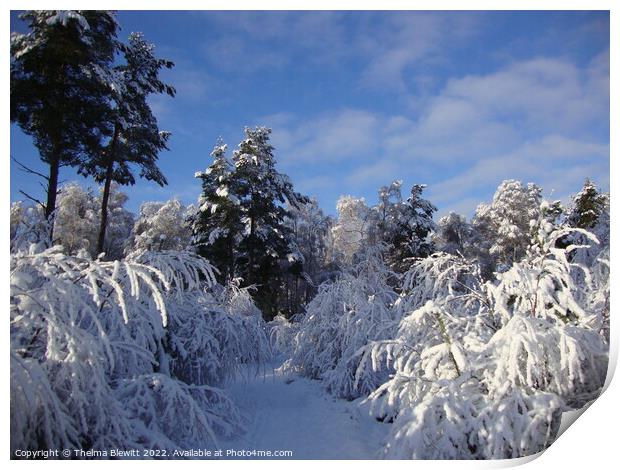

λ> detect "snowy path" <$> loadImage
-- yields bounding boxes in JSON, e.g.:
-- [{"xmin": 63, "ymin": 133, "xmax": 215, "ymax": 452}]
[{"xmin": 220, "ymin": 361, "xmax": 389, "ymax": 459}]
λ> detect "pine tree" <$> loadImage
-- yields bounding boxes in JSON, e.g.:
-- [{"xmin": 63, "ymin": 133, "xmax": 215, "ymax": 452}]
[
  {"xmin": 11, "ymin": 10, "xmax": 119, "ymax": 241},
  {"xmin": 384, "ymin": 183, "xmax": 437, "ymax": 272},
  {"xmin": 567, "ymin": 179, "xmax": 608, "ymax": 229},
  {"xmin": 434, "ymin": 212, "xmax": 472, "ymax": 256},
  {"xmin": 193, "ymin": 128, "xmax": 309, "ymax": 318},
  {"xmin": 192, "ymin": 141, "xmax": 243, "ymax": 282},
  {"xmin": 232, "ymin": 127, "xmax": 309, "ymax": 318},
  {"xmin": 79, "ymin": 32, "xmax": 175, "ymax": 256}
]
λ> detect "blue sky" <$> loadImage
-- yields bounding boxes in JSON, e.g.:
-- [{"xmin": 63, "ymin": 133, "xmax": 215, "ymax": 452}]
[{"xmin": 10, "ymin": 10, "xmax": 610, "ymax": 217}]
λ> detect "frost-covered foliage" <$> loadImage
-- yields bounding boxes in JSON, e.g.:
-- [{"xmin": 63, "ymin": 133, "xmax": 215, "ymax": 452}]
[
  {"xmin": 10, "ymin": 243, "xmax": 270, "ymax": 456},
  {"xmin": 434, "ymin": 211, "xmax": 473, "ymax": 256},
  {"xmin": 269, "ymin": 314, "xmax": 302, "ymax": 358},
  {"xmin": 330, "ymin": 196, "xmax": 374, "ymax": 263},
  {"xmin": 51, "ymin": 183, "xmax": 100, "ymax": 254},
  {"xmin": 329, "ymin": 182, "xmax": 436, "ymax": 271},
  {"xmin": 10, "ymin": 201, "xmax": 50, "ymax": 253},
  {"xmin": 287, "ymin": 194, "xmax": 609, "ymax": 459},
  {"xmin": 11, "ymin": 182, "xmax": 135, "ymax": 260},
  {"xmin": 284, "ymin": 198, "xmax": 333, "ymax": 310},
  {"xmin": 472, "ymin": 180, "xmax": 542, "ymax": 272},
  {"xmin": 100, "ymin": 187, "xmax": 136, "ymax": 259},
  {"xmin": 166, "ymin": 280, "xmax": 271, "ymax": 386},
  {"xmin": 56, "ymin": 182, "xmax": 134, "ymax": 259},
  {"xmin": 128, "ymin": 199, "xmax": 193, "ymax": 252},
  {"xmin": 283, "ymin": 249, "xmax": 401, "ymax": 399},
  {"xmin": 356, "ymin": 219, "xmax": 609, "ymax": 459}
]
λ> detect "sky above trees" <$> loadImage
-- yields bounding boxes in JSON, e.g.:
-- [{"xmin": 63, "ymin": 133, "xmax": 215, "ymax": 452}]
[{"xmin": 10, "ymin": 10, "xmax": 610, "ymax": 216}]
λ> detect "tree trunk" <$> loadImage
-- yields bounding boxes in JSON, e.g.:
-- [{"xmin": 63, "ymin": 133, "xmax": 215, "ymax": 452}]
[
  {"xmin": 96, "ymin": 124, "xmax": 119, "ymax": 256},
  {"xmin": 45, "ymin": 155, "xmax": 61, "ymax": 244},
  {"xmin": 96, "ymin": 158, "xmax": 115, "ymax": 256}
]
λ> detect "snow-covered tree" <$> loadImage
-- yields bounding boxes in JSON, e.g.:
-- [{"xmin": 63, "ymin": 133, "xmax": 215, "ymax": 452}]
[
  {"xmin": 193, "ymin": 127, "xmax": 310, "ymax": 319},
  {"xmin": 48, "ymin": 182, "xmax": 134, "ymax": 259},
  {"xmin": 128, "ymin": 199, "xmax": 193, "ymax": 253},
  {"xmin": 53, "ymin": 182, "xmax": 100, "ymax": 255},
  {"xmin": 472, "ymin": 180, "xmax": 542, "ymax": 272},
  {"xmin": 11, "ymin": 11, "xmax": 119, "ymax": 239},
  {"xmin": 100, "ymin": 184, "xmax": 135, "ymax": 259},
  {"xmin": 192, "ymin": 140, "xmax": 243, "ymax": 282},
  {"xmin": 566, "ymin": 179, "xmax": 609, "ymax": 230},
  {"xmin": 434, "ymin": 211, "xmax": 473, "ymax": 256},
  {"xmin": 383, "ymin": 183, "xmax": 436, "ymax": 272},
  {"xmin": 330, "ymin": 195, "xmax": 374, "ymax": 264},
  {"xmin": 10, "ymin": 201, "xmax": 50, "ymax": 253}
]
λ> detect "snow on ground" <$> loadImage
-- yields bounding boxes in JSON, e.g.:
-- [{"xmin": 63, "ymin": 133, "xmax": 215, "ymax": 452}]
[{"xmin": 220, "ymin": 360, "xmax": 389, "ymax": 459}]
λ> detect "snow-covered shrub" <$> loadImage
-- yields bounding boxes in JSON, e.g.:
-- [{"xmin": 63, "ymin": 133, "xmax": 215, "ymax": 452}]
[
  {"xmin": 166, "ymin": 283, "xmax": 271, "ymax": 386},
  {"xmin": 382, "ymin": 376, "xmax": 481, "ymax": 459},
  {"xmin": 481, "ymin": 315, "xmax": 607, "ymax": 408},
  {"xmin": 587, "ymin": 248, "xmax": 610, "ymax": 341},
  {"xmin": 10, "ymin": 245, "xmax": 269, "ymax": 456},
  {"xmin": 10, "ymin": 201, "xmax": 50, "ymax": 253},
  {"xmin": 365, "ymin": 300, "xmax": 472, "ymax": 424},
  {"xmin": 476, "ymin": 389, "xmax": 563, "ymax": 459},
  {"xmin": 269, "ymin": 314, "xmax": 301, "ymax": 357},
  {"xmin": 359, "ymin": 222, "xmax": 608, "ymax": 459},
  {"xmin": 284, "ymin": 249, "xmax": 400, "ymax": 399},
  {"xmin": 128, "ymin": 199, "xmax": 194, "ymax": 253},
  {"xmin": 53, "ymin": 182, "xmax": 100, "ymax": 255},
  {"xmin": 481, "ymin": 217, "xmax": 609, "ymax": 406},
  {"xmin": 10, "ymin": 246, "xmax": 169, "ymax": 453},
  {"xmin": 398, "ymin": 252, "xmax": 487, "ymax": 319},
  {"xmin": 115, "ymin": 374, "xmax": 243, "ymax": 449}
]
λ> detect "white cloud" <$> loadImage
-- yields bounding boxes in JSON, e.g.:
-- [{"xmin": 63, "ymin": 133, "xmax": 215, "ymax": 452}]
[
  {"xmin": 265, "ymin": 53, "xmax": 609, "ymax": 215},
  {"xmin": 427, "ymin": 135, "xmax": 609, "ymax": 207},
  {"xmin": 270, "ymin": 109, "xmax": 381, "ymax": 164},
  {"xmin": 359, "ymin": 12, "xmax": 481, "ymax": 91}
]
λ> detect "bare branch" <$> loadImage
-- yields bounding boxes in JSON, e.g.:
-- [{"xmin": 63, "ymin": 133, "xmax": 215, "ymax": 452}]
[
  {"xmin": 11, "ymin": 157, "xmax": 49, "ymax": 181},
  {"xmin": 18, "ymin": 190, "xmax": 46, "ymax": 211}
]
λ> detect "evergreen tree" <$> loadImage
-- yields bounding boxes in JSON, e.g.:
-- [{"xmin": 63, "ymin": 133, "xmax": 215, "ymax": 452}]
[
  {"xmin": 567, "ymin": 179, "xmax": 608, "ymax": 229},
  {"xmin": 11, "ymin": 11, "xmax": 119, "ymax": 241},
  {"xmin": 193, "ymin": 128, "xmax": 309, "ymax": 318},
  {"xmin": 79, "ymin": 32, "xmax": 175, "ymax": 256},
  {"xmin": 434, "ymin": 211, "xmax": 473, "ymax": 256},
  {"xmin": 232, "ymin": 127, "xmax": 309, "ymax": 318},
  {"xmin": 384, "ymin": 183, "xmax": 437, "ymax": 272},
  {"xmin": 192, "ymin": 141, "xmax": 243, "ymax": 282}
]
